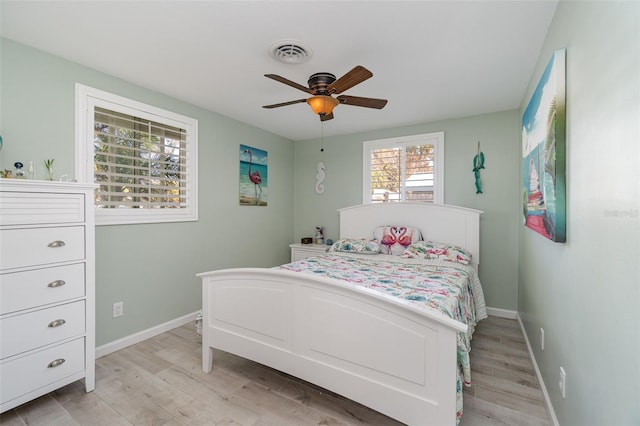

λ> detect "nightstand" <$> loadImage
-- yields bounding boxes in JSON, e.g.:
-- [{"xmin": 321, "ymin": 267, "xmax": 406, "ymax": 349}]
[{"xmin": 289, "ymin": 243, "xmax": 328, "ymax": 262}]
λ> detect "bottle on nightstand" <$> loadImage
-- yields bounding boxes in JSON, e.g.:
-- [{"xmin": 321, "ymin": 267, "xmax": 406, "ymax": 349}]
[{"xmin": 314, "ymin": 226, "xmax": 324, "ymax": 245}]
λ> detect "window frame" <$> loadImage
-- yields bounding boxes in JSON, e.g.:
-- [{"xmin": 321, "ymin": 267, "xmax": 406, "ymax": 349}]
[
  {"xmin": 363, "ymin": 132, "xmax": 444, "ymax": 204},
  {"xmin": 75, "ymin": 83, "xmax": 198, "ymax": 225}
]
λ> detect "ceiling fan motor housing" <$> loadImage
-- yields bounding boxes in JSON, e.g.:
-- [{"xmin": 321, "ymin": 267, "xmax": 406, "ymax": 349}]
[{"xmin": 308, "ymin": 73, "xmax": 336, "ymax": 94}]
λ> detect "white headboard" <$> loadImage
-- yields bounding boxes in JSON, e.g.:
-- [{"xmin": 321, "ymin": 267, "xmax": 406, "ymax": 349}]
[{"xmin": 338, "ymin": 203, "xmax": 483, "ymax": 266}]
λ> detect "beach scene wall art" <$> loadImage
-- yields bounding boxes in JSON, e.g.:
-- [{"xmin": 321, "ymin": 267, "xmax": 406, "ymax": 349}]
[
  {"xmin": 522, "ymin": 48, "xmax": 566, "ymax": 242},
  {"xmin": 240, "ymin": 144, "xmax": 268, "ymax": 206}
]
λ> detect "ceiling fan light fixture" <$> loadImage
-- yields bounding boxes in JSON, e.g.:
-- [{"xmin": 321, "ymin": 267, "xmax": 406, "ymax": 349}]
[{"xmin": 307, "ymin": 95, "xmax": 339, "ymax": 115}]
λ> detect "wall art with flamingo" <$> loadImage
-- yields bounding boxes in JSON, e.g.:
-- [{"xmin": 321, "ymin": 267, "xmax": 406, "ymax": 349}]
[
  {"xmin": 240, "ymin": 144, "xmax": 268, "ymax": 206},
  {"xmin": 522, "ymin": 48, "xmax": 566, "ymax": 242}
]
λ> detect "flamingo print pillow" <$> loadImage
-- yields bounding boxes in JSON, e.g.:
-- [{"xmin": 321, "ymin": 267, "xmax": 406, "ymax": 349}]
[
  {"xmin": 328, "ymin": 239, "xmax": 381, "ymax": 254},
  {"xmin": 373, "ymin": 226, "xmax": 422, "ymax": 256},
  {"xmin": 401, "ymin": 240, "xmax": 472, "ymax": 265}
]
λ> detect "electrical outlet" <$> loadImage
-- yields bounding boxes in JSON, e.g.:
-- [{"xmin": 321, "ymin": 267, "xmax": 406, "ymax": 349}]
[
  {"xmin": 113, "ymin": 301, "xmax": 124, "ymax": 318},
  {"xmin": 540, "ymin": 328, "xmax": 545, "ymax": 351},
  {"xmin": 559, "ymin": 367, "xmax": 566, "ymax": 398}
]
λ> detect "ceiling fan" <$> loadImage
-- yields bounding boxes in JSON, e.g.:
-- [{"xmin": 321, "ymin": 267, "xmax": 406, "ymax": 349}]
[{"xmin": 262, "ymin": 65, "xmax": 388, "ymax": 121}]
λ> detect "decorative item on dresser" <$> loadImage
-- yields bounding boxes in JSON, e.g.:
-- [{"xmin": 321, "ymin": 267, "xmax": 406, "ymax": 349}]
[{"xmin": 0, "ymin": 179, "xmax": 97, "ymax": 413}]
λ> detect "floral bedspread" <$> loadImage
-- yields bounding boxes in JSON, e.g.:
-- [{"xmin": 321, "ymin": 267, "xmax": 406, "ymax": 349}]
[{"xmin": 279, "ymin": 252, "xmax": 487, "ymax": 421}]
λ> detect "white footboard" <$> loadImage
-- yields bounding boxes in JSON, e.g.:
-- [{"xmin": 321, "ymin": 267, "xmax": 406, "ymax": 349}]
[{"xmin": 198, "ymin": 267, "xmax": 467, "ymax": 426}]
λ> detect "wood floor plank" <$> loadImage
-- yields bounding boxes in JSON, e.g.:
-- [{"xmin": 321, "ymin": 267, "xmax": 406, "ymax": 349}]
[
  {"xmin": 470, "ymin": 371, "xmax": 545, "ymax": 403},
  {"xmin": 471, "ymin": 347, "xmax": 537, "ymax": 376},
  {"xmin": 155, "ymin": 366, "xmax": 262, "ymax": 424},
  {"xmin": 0, "ymin": 410, "xmax": 23, "ymax": 426},
  {"xmin": 56, "ymin": 392, "xmax": 132, "ymax": 426},
  {"xmin": 461, "ymin": 395, "xmax": 550, "ymax": 426},
  {"xmin": 1, "ymin": 316, "xmax": 551, "ymax": 426},
  {"xmin": 230, "ymin": 382, "xmax": 351, "ymax": 426},
  {"xmin": 93, "ymin": 380, "xmax": 175, "ymax": 426},
  {"xmin": 12, "ymin": 395, "xmax": 80, "ymax": 426},
  {"xmin": 276, "ymin": 378, "xmax": 403, "ymax": 425}
]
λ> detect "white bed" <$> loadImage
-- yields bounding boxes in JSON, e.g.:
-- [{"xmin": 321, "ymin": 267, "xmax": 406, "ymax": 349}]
[{"xmin": 198, "ymin": 202, "xmax": 484, "ymax": 425}]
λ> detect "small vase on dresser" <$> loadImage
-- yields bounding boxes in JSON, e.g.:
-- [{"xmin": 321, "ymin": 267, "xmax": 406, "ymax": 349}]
[{"xmin": 0, "ymin": 179, "xmax": 97, "ymax": 412}]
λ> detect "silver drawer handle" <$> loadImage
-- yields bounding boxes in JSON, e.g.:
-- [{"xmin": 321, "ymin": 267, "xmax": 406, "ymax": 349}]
[
  {"xmin": 47, "ymin": 358, "xmax": 66, "ymax": 368},
  {"xmin": 47, "ymin": 240, "xmax": 66, "ymax": 248},
  {"xmin": 48, "ymin": 319, "xmax": 66, "ymax": 328},
  {"xmin": 48, "ymin": 280, "xmax": 66, "ymax": 288}
]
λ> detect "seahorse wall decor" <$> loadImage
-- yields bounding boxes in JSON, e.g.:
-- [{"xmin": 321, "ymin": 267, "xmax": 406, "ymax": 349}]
[
  {"xmin": 315, "ymin": 161, "xmax": 326, "ymax": 194},
  {"xmin": 473, "ymin": 141, "xmax": 485, "ymax": 194}
]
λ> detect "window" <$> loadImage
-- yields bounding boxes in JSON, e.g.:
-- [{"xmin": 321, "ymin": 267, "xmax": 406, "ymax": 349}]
[
  {"xmin": 75, "ymin": 84, "xmax": 198, "ymax": 225},
  {"xmin": 363, "ymin": 132, "xmax": 444, "ymax": 204}
]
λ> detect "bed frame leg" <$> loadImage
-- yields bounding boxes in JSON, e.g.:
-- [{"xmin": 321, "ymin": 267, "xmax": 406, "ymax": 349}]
[{"xmin": 202, "ymin": 345, "xmax": 214, "ymax": 373}]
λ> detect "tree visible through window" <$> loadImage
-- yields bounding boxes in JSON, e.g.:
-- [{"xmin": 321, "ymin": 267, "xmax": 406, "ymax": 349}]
[
  {"xmin": 363, "ymin": 132, "xmax": 444, "ymax": 204},
  {"xmin": 93, "ymin": 107, "xmax": 186, "ymax": 209}
]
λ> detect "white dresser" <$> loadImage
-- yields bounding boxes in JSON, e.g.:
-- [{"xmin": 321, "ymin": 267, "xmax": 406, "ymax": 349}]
[
  {"xmin": 289, "ymin": 243, "xmax": 328, "ymax": 262},
  {"xmin": 0, "ymin": 179, "xmax": 96, "ymax": 412}
]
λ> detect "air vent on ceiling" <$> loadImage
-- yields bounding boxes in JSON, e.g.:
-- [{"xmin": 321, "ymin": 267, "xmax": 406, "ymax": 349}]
[{"xmin": 269, "ymin": 40, "xmax": 312, "ymax": 65}]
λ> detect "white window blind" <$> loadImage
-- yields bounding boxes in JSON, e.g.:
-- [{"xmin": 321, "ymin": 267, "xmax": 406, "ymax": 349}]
[
  {"xmin": 75, "ymin": 84, "xmax": 198, "ymax": 225},
  {"xmin": 363, "ymin": 132, "xmax": 444, "ymax": 204},
  {"xmin": 94, "ymin": 107, "xmax": 188, "ymax": 209}
]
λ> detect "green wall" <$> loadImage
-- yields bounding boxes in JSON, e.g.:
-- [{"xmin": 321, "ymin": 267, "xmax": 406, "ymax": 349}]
[
  {"xmin": 293, "ymin": 110, "xmax": 521, "ymax": 310},
  {"xmin": 0, "ymin": 38, "xmax": 295, "ymax": 345},
  {"xmin": 518, "ymin": 2, "xmax": 640, "ymax": 425}
]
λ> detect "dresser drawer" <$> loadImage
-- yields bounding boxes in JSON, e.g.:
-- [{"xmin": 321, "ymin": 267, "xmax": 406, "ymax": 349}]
[
  {"xmin": 1, "ymin": 301, "xmax": 85, "ymax": 359},
  {"xmin": 1, "ymin": 263, "xmax": 85, "ymax": 315},
  {"xmin": 0, "ymin": 191, "xmax": 85, "ymax": 226},
  {"xmin": 290, "ymin": 244, "xmax": 328, "ymax": 262},
  {"xmin": 0, "ymin": 226, "xmax": 85, "ymax": 270},
  {"xmin": 0, "ymin": 338, "xmax": 85, "ymax": 405}
]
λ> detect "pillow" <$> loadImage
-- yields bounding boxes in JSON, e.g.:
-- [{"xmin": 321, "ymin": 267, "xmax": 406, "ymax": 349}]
[
  {"xmin": 328, "ymin": 238, "xmax": 381, "ymax": 254},
  {"xmin": 401, "ymin": 240, "xmax": 472, "ymax": 265},
  {"xmin": 373, "ymin": 226, "xmax": 422, "ymax": 255}
]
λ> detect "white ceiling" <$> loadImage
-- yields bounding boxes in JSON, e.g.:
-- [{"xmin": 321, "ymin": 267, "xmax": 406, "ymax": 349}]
[{"xmin": 0, "ymin": 1, "xmax": 558, "ymax": 141}]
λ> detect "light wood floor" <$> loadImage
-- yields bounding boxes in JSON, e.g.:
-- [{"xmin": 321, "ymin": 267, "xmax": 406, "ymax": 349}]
[{"xmin": 1, "ymin": 316, "xmax": 551, "ymax": 426}]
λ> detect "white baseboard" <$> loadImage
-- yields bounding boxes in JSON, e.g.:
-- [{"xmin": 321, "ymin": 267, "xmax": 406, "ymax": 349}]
[
  {"xmin": 486, "ymin": 306, "xmax": 517, "ymax": 319},
  {"xmin": 95, "ymin": 310, "xmax": 200, "ymax": 358},
  {"xmin": 516, "ymin": 313, "xmax": 560, "ymax": 426}
]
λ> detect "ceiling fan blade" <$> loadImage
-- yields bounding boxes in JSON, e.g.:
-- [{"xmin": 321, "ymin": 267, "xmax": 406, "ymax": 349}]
[
  {"xmin": 262, "ymin": 99, "xmax": 307, "ymax": 109},
  {"xmin": 264, "ymin": 74, "xmax": 313, "ymax": 94},
  {"xmin": 327, "ymin": 66, "xmax": 373, "ymax": 94},
  {"xmin": 320, "ymin": 112, "xmax": 334, "ymax": 122},
  {"xmin": 337, "ymin": 95, "xmax": 388, "ymax": 109}
]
